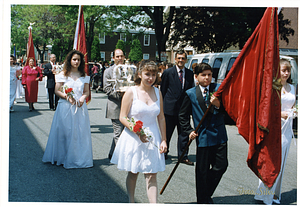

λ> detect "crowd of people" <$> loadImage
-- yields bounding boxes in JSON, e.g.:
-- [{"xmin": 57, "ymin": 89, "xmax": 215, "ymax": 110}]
[{"xmin": 9, "ymin": 49, "xmax": 297, "ymax": 204}]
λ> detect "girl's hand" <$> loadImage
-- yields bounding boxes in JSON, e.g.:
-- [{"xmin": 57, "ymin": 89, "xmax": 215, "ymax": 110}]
[
  {"xmin": 160, "ymin": 140, "xmax": 167, "ymax": 154},
  {"xmin": 281, "ymin": 111, "xmax": 289, "ymax": 120},
  {"xmin": 139, "ymin": 134, "xmax": 149, "ymax": 143},
  {"xmin": 23, "ymin": 85, "xmax": 26, "ymax": 89},
  {"xmin": 35, "ymin": 77, "xmax": 40, "ymax": 81},
  {"xmin": 77, "ymin": 97, "xmax": 85, "ymax": 107},
  {"xmin": 68, "ymin": 96, "xmax": 76, "ymax": 105}
]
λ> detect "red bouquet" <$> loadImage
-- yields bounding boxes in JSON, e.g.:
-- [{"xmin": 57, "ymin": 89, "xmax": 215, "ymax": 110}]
[
  {"xmin": 133, "ymin": 120, "xmax": 143, "ymax": 133},
  {"xmin": 61, "ymin": 85, "xmax": 74, "ymax": 98}
]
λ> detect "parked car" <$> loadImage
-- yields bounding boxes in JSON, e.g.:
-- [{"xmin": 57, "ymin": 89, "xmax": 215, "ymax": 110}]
[
  {"xmin": 186, "ymin": 52, "xmax": 298, "ymax": 88},
  {"xmin": 186, "ymin": 52, "xmax": 298, "ymax": 125}
]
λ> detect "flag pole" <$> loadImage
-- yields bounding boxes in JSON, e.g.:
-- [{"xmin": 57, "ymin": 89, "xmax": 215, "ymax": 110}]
[{"xmin": 160, "ymin": 103, "xmax": 213, "ymax": 195}]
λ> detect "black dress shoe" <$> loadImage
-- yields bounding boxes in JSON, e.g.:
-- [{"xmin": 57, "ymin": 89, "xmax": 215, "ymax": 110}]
[
  {"xmin": 50, "ymin": 108, "xmax": 55, "ymax": 111},
  {"xmin": 207, "ymin": 197, "xmax": 214, "ymax": 204},
  {"xmin": 181, "ymin": 159, "xmax": 194, "ymax": 166}
]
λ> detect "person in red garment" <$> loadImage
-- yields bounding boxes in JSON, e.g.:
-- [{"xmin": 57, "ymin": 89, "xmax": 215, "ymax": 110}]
[{"xmin": 22, "ymin": 58, "xmax": 43, "ymax": 111}]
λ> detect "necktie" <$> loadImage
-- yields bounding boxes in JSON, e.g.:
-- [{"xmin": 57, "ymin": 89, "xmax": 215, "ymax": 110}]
[
  {"xmin": 203, "ymin": 88, "xmax": 209, "ymax": 107},
  {"xmin": 179, "ymin": 70, "xmax": 183, "ymax": 87}
]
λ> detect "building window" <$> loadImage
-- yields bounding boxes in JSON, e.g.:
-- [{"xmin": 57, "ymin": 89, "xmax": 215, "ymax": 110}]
[
  {"xmin": 144, "ymin": 34, "xmax": 150, "ymax": 46},
  {"xmin": 100, "ymin": 52, "xmax": 105, "ymax": 61},
  {"xmin": 120, "ymin": 33, "xmax": 126, "ymax": 42},
  {"xmin": 143, "ymin": 54, "xmax": 150, "ymax": 60},
  {"xmin": 99, "ymin": 32, "xmax": 105, "ymax": 44}
]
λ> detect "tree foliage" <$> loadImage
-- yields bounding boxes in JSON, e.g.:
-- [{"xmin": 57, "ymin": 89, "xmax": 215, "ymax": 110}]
[
  {"xmin": 11, "ymin": 5, "xmax": 77, "ymax": 62},
  {"xmin": 115, "ymin": 39, "xmax": 125, "ymax": 54},
  {"xmin": 110, "ymin": 6, "xmax": 175, "ymax": 61},
  {"xmin": 128, "ymin": 39, "xmax": 143, "ymax": 62},
  {"xmin": 91, "ymin": 35, "xmax": 101, "ymax": 61},
  {"xmin": 168, "ymin": 7, "xmax": 295, "ymax": 53}
]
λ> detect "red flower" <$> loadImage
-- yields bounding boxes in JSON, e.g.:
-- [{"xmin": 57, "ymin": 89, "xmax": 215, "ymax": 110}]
[
  {"xmin": 133, "ymin": 120, "xmax": 143, "ymax": 133},
  {"xmin": 65, "ymin": 88, "xmax": 73, "ymax": 94}
]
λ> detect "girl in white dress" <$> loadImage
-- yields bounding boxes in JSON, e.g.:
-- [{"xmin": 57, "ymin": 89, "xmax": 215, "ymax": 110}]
[
  {"xmin": 111, "ymin": 60, "xmax": 168, "ymax": 203},
  {"xmin": 254, "ymin": 59, "xmax": 296, "ymax": 204},
  {"xmin": 42, "ymin": 50, "xmax": 93, "ymax": 169},
  {"xmin": 10, "ymin": 55, "xmax": 21, "ymax": 111}
]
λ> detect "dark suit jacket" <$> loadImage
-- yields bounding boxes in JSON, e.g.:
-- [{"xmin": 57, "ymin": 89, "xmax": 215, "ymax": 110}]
[
  {"xmin": 179, "ymin": 84, "xmax": 228, "ymax": 147},
  {"xmin": 43, "ymin": 62, "xmax": 56, "ymax": 88},
  {"xmin": 160, "ymin": 66, "xmax": 194, "ymax": 116}
]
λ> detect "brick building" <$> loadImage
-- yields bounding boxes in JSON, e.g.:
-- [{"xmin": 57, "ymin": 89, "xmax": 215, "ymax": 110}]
[{"xmin": 98, "ymin": 29, "xmax": 157, "ymax": 62}]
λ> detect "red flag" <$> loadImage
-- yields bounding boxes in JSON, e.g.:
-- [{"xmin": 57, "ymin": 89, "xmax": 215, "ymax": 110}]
[
  {"xmin": 73, "ymin": 5, "xmax": 91, "ymax": 104},
  {"xmin": 25, "ymin": 27, "xmax": 36, "ymax": 66},
  {"xmin": 214, "ymin": 7, "xmax": 281, "ymax": 188}
]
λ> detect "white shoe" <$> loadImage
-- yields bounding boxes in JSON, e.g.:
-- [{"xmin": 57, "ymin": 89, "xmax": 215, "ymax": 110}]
[
  {"xmin": 273, "ymin": 198, "xmax": 280, "ymax": 204},
  {"xmin": 10, "ymin": 107, "xmax": 14, "ymax": 112}
]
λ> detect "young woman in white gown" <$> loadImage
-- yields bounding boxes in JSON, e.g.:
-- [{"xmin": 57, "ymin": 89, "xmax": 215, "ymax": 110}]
[
  {"xmin": 254, "ymin": 59, "xmax": 296, "ymax": 204},
  {"xmin": 42, "ymin": 50, "xmax": 93, "ymax": 169},
  {"xmin": 10, "ymin": 55, "xmax": 21, "ymax": 111},
  {"xmin": 111, "ymin": 60, "xmax": 168, "ymax": 203}
]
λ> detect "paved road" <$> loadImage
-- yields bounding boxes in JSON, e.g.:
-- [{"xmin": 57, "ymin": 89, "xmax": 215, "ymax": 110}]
[{"xmin": 7, "ymin": 80, "xmax": 297, "ymax": 205}]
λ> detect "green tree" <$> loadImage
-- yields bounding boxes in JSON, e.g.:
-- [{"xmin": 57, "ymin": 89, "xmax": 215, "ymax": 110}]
[
  {"xmin": 111, "ymin": 6, "xmax": 175, "ymax": 61},
  {"xmin": 168, "ymin": 7, "xmax": 295, "ymax": 53},
  {"xmin": 115, "ymin": 39, "xmax": 125, "ymax": 55},
  {"xmin": 128, "ymin": 39, "xmax": 143, "ymax": 62},
  {"xmin": 91, "ymin": 35, "xmax": 101, "ymax": 61},
  {"xmin": 11, "ymin": 5, "xmax": 77, "ymax": 63}
]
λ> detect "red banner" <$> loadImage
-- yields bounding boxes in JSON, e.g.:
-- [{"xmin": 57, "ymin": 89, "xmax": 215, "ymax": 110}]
[
  {"xmin": 74, "ymin": 5, "xmax": 91, "ymax": 104},
  {"xmin": 25, "ymin": 28, "xmax": 36, "ymax": 66},
  {"xmin": 214, "ymin": 7, "xmax": 281, "ymax": 188}
]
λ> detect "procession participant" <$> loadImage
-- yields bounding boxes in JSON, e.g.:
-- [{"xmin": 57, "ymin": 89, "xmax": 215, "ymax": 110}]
[
  {"xmin": 22, "ymin": 57, "xmax": 43, "ymax": 111},
  {"xmin": 42, "ymin": 50, "xmax": 93, "ymax": 169},
  {"xmin": 254, "ymin": 59, "xmax": 297, "ymax": 205},
  {"xmin": 103, "ymin": 49, "xmax": 125, "ymax": 159},
  {"xmin": 43, "ymin": 54, "xmax": 59, "ymax": 111},
  {"xmin": 10, "ymin": 55, "xmax": 21, "ymax": 112},
  {"xmin": 111, "ymin": 60, "xmax": 167, "ymax": 203},
  {"xmin": 179, "ymin": 63, "xmax": 228, "ymax": 204}
]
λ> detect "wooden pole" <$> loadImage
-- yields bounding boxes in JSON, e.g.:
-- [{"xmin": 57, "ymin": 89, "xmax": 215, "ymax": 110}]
[{"xmin": 160, "ymin": 103, "xmax": 212, "ymax": 195}]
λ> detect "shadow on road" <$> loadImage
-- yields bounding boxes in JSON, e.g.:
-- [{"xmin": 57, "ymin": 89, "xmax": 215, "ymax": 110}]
[{"xmin": 9, "ymin": 104, "xmax": 128, "ymax": 203}]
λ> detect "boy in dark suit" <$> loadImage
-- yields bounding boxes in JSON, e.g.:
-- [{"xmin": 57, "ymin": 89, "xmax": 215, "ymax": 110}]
[{"xmin": 179, "ymin": 63, "xmax": 228, "ymax": 204}]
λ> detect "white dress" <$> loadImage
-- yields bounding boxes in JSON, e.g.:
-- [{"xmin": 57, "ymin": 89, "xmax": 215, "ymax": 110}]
[
  {"xmin": 42, "ymin": 74, "xmax": 93, "ymax": 169},
  {"xmin": 254, "ymin": 83, "xmax": 296, "ymax": 204},
  {"xmin": 111, "ymin": 86, "xmax": 165, "ymax": 173},
  {"xmin": 10, "ymin": 65, "xmax": 20, "ymax": 108}
]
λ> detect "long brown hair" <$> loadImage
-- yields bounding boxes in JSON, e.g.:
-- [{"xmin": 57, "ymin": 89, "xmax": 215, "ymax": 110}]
[
  {"xmin": 134, "ymin": 60, "xmax": 158, "ymax": 85},
  {"xmin": 63, "ymin": 50, "xmax": 86, "ymax": 77}
]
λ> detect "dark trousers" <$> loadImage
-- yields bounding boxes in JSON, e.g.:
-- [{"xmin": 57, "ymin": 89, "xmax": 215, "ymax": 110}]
[
  {"xmin": 196, "ymin": 142, "xmax": 228, "ymax": 204},
  {"xmin": 165, "ymin": 114, "xmax": 189, "ymax": 159},
  {"xmin": 48, "ymin": 88, "xmax": 59, "ymax": 109}
]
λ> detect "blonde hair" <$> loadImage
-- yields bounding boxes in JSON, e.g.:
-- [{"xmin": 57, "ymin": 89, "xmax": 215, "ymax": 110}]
[{"xmin": 280, "ymin": 59, "xmax": 292, "ymax": 83}]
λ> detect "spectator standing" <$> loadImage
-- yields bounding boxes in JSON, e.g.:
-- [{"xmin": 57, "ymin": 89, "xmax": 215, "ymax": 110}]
[
  {"xmin": 43, "ymin": 54, "xmax": 59, "ymax": 111},
  {"xmin": 160, "ymin": 49, "xmax": 194, "ymax": 164}
]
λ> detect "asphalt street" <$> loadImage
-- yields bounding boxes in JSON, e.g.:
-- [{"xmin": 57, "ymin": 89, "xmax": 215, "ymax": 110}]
[{"xmin": 6, "ymin": 80, "xmax": 297, "ymax": 205}]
